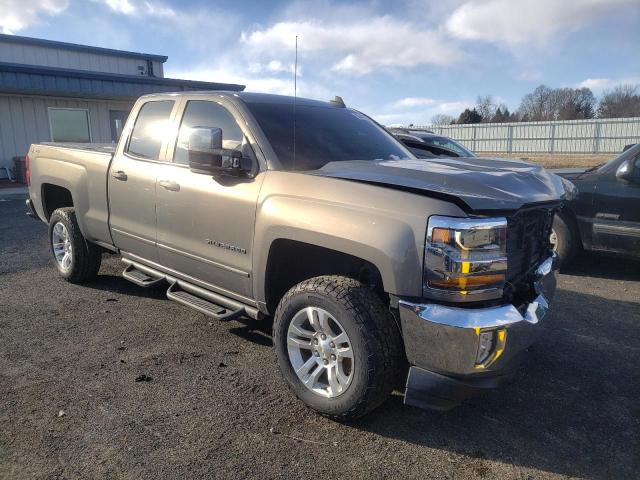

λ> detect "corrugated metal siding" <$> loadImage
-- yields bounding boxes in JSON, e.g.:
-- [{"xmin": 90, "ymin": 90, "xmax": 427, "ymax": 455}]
[
  {"xmin": 0, "ymin": 63, "xmax": 243, "ymax": 100},
  {"xmin": 421, "ymin": 117, "xmax": 640, "ymax": 154},
  {"xmin": 0, "ymin": 42, "xmax": 159, "ymax": 77},
  {"xmin": 0, "ymin": 94, "xmax": 133, "ymax": 174}
]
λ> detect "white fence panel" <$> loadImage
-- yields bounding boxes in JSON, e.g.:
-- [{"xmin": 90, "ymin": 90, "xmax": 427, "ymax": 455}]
[{"xmin": 422, "ymin": 117, "xmax": 640, "ymax": 154}]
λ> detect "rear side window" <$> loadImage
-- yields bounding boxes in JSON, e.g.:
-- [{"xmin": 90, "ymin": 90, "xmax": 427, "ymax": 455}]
[
  {"xmin": 126, "ymin": 100, "xmax": 174, "ymax": 160},
  {"xmin": 174, "ymin": 100, "xmax": 245, "ymax": 165}
]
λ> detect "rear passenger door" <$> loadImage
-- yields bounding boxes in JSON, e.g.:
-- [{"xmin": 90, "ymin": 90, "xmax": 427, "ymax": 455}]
[
  {"xmin": 154, "ymin": 98, "xmax": 265, "ymax": 300},
  {"xmin": 108, "ymin": 99, "xmax": 177, "ymax": 262}
]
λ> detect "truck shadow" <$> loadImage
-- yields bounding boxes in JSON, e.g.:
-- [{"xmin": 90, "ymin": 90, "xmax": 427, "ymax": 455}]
[
  {"xmin": 82, "ymin": 273, "xmax": 169, "ymax": 300},
  {"xmin": 351, "ymin": 287, "xmax": 640, "ymax": 479}
]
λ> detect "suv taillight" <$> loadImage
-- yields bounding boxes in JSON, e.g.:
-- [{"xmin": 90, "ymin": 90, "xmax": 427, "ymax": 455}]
[{"xmin": 25, "ymin": 155, "xmax": 30, "ymax": 186}]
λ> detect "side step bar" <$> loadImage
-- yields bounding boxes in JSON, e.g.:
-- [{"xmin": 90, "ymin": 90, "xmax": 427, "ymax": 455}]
[
  {"xmin": 167, "ymin": 282, "xmax": 244, "ymax": 321},
  {"xmin": 120, "ymin": 258, "xmax": 260, "ymax": 320},
  {"xmin": 122, "ymin": 264, "xmax": 164, "ymax": 287}
]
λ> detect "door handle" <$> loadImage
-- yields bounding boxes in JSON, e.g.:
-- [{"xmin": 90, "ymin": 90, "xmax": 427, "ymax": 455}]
[
  {"xmin": 112, "ymin": 170, "xmax": 127, "ymax": 181},
  {"xmin": 159, "ymin": 180, "xmax": 180, "ymax": 192}
]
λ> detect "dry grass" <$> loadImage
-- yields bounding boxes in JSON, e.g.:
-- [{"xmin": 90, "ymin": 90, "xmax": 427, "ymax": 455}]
[{"xmin": 476, "ymin": 152, "xmax": 613, "ymax": 169}]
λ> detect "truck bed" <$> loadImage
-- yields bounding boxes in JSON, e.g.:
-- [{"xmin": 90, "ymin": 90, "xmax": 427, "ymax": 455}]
[{"xmin": 28, "ymin": 142, "xmax": 116, "ymax": 248}]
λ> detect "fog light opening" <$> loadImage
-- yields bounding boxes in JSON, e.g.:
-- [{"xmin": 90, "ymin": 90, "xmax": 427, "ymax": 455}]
[{"xmin": 474, "ymin": 328, "xmax": 507, "ymax": 369}]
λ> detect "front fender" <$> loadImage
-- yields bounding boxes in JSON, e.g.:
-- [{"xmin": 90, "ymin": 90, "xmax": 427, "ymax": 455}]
[{"xmin": 252, "ymin": 171, "xmax": 466, "ymax": 303}]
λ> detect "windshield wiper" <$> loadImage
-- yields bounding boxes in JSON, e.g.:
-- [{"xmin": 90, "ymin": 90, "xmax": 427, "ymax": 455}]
[{"xmin": 585, "ymin": 163, "xmax": 604, "ymax": 172}]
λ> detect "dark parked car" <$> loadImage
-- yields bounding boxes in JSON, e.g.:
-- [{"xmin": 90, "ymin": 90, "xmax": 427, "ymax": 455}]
[
  {"xmin": 552, "ymin": 143, "xmax": 640, "ymax": 263},
  {"xmin": 389, "ymin": 128, "xmax": 476, "ymax": 158}
]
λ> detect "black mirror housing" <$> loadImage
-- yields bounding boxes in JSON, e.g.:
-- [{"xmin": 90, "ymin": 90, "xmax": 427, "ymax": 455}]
[{"xmin": 187, "ymin": 127, "xmax": 248, "ymax": 177}]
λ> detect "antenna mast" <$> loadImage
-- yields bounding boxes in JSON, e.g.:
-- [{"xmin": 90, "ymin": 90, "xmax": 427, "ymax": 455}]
[{"xmin": 293, "ymin": 35, "xmax": 298, "ymax": 167}]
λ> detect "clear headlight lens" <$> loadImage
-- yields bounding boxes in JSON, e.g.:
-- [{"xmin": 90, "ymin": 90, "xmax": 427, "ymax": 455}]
[{"xmin": 424, "ymin": 216, "xmax": 508, "ymax": 301}]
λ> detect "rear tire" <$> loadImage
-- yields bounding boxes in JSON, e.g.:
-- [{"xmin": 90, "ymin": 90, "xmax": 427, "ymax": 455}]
[
  {"xmin": 551, "ymin": 212, "xmax": 577, "ymax": 267},
  {"xmin": 273, "ymin": 275, "xmax": 403, "ymax": 421},
  {"xmin": 48, "ymin": 207, "xmax": 102, "ymax": 283}
]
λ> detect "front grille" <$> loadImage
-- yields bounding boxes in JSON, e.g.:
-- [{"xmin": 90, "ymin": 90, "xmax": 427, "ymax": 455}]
[{"xmin": 504, "ymin": 205, "xmax": 557, "ymax": 305}]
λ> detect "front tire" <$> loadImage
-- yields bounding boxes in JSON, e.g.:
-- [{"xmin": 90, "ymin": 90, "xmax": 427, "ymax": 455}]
[
  {"xmin": 273, "ymin": 275, "xmax": 402, "ymax": 421},
  {"xmin": 551, "ymin": 212, "xmax": 578, "ymax": 267},
  {"xmin": 48, "ymin": 207, "xmax": 102, "ymax": 283}
]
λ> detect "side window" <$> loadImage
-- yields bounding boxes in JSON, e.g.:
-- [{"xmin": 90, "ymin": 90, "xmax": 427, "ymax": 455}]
[
  {"xmin": 633, "ymin": 154, "xmax": 640, "ymax": 180},
  {"xmin": 174, "ymin": 100, "xmax": 245, "ymax": 165},
  {"xmin": 126, "ymin": 100, "xmax": 174, "ymax": 160}
]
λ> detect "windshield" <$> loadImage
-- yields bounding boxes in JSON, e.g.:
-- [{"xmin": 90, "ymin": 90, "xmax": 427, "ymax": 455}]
[
  {"xmin": 594, "ymin": 143, "xmax": 640, "ymax": 173},
  {"xmin": 246, "ymin": 102, "xmax": 411, "ymax": 171},
  {"xmin": 418, "ymin": 134, "xmax": 475, "ymax": 157}
]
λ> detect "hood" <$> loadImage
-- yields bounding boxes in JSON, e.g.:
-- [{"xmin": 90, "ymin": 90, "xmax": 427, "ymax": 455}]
[
  {"xmin": 551, "ymin": 167, "xmax": 587, "ymax": 180},
  {"xmin": 310, "ymin": 156, "xmax": 565, "ymax": 212}
]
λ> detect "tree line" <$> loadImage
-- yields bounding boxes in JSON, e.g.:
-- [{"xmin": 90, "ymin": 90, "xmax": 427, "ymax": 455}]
[{"xmin": 431, "ymin": 84, "xmax": 640, "ymax": 125}]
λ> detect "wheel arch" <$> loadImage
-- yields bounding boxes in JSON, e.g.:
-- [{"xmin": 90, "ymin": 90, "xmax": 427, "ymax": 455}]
[
  {"xmin": 41, "ymin": 183, "xmax": 74, "ymax": 221},
  {"xmin": 262, "ymin": 239, "xmax": 387, "ymax": 314},
  {"xmin": 557, "ymin": 204, "xmax": 583, "ymax": 250}
]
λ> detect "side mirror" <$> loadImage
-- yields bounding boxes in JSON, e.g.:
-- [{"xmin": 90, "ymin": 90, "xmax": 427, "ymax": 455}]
[
  {"xmin": 615, "ymin": 160, "xmax": 632, "ymax": 180},
  {"xmin": 187, "ymin": 127, "xmax": 244, "ymax": 176}
]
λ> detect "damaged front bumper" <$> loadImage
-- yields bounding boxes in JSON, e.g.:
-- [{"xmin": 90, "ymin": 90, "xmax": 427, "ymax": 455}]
[{"xmin": 398, "ymin": 255, "xmax": 557, "ymax": 411}]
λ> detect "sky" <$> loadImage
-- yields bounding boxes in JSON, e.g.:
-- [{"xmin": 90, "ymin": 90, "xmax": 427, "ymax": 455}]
[{"xmin": 1, "ymin": 0, "xmax": 639, "ymax": 125}]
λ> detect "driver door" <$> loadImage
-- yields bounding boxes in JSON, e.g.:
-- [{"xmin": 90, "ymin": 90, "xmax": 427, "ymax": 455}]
[
  {"xmin": 591, "ymin": 153, "xmax": 640, "ymax": 254},
  {"xmin": 154, "ymin": 98, "xmax": 265, "ymax": 300}
]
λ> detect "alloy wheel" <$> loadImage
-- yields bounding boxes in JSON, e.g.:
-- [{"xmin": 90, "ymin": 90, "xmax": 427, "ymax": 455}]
[
  {"xmin": 286, "ymin": 306, "xmax": 354, "ymax": 398},
  {"xmin": 52, "ymin": 221, "xmax": 73, "ymax": 271}
]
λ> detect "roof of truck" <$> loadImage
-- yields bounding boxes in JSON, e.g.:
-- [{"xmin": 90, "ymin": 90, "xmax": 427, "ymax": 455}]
[{"xmin": 141, "ymin": 91, "xmax": 343, "ymax": 108}]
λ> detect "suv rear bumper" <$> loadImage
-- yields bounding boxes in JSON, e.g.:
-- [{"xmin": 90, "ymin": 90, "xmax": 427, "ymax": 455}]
[{"xmin": 398, "ymin": 254, "xmax": 557, "ymax": 410}]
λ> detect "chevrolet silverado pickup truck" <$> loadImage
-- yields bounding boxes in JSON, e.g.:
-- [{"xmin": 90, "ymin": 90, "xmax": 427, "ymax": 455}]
[{"xmin": 26, "ymin": 91, "xmax": 564, "ymax": 420}]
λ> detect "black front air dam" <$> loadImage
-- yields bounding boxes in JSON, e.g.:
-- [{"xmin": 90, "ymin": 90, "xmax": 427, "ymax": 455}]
[{"xmin": 404, "ymin": 366, "xmax": 508, "ymax": 411}]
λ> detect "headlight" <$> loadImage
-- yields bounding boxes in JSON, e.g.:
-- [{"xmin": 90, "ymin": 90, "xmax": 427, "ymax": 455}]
[{"xmin": 424, "ymin": 216, "xmax": 508, "ymax": 302}]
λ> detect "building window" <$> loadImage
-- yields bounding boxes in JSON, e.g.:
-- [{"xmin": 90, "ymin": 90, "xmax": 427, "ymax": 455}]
[{"xmin": 49, "ymin": 108, "xmax": 92, "ymax": 143}]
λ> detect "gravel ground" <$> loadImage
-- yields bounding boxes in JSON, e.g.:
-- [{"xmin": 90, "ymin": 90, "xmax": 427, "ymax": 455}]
[{"xmin": 1, "ymin": 199, "xmax": 639, "ymax": 480}]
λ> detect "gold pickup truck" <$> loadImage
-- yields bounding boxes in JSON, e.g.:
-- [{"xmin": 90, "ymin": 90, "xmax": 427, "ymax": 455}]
[{"xmin": 26, "ymin": 91, "xmax": 564, "ymax": 419}]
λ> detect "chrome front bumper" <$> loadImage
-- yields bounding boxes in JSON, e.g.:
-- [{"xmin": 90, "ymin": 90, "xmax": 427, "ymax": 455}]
[
  {"xmin": 399, "ymin": 255, "xmax": 557, "ymax": 410},
  {"xmin": 399, "ymin": 255, "xmax": 557, "ymax": 378}
]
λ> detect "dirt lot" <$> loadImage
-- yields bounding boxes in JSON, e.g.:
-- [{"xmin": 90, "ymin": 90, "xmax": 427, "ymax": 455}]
[{"xmin": 1, "ymin": 199, "xmax": 639, "ymax": 480}]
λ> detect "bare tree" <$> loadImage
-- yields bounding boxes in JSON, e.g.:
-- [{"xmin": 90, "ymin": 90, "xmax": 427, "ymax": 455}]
[
  {"xmin": 518, "ymin": 85, "xmax": 595, "ymax": 121},
  {"xmin": 597, "ymin": 84, "xmax": 640, "ymax": 118},
  {"xmin": 556, "ymin": 87, "xmax": 595, "ymax": 120},
  {"xmin": 431, "ymin": 114, "xmax": 455, "ymax": 125},
  {"xmin": 518, "ymin": 85, "xmax": 556, "ymax": 121},
  {"xmin": 476, "ymin": 95, "xmax": 497, "ymax": 122}
]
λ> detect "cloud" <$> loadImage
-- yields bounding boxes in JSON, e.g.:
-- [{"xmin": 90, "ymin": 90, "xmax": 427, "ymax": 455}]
[
  {"xmin": 248, "ymin": 60, "xmax": 297, "ymax": 76},
  {"xmin": 446, "ymin": 0, "xmax": 639, "ymax": 46},
  {"xmin": 518, "ymin": 71, "xmax": 543, "ymax": 82},
  {"xmin": 375, "ymin": 98, "xmax": 473, "ymax": 125},
  {"xmin": 241, "ymin": 17, "xmax": 463, "ymax": 75},
  {"xmin": 100, "ymin": 0, "xmax": 175, "ymax": 17},
  {"xmin": 577, "ymin": 77, "xmax": 640, "ymax": 93},
  {"xmin": 392, "ymin": 97, "xmax": 436, "ymax": 108},
  {"xmin": 166, "ymin": 64, "xmax": 330, "ymax": 99},
  {"xmin": 104, "ymin": 0, "xmax": 134, "ymax": 14},
  {"xmin": 0, "ymin": 0, "xmax": 69, "ymax": 34}
]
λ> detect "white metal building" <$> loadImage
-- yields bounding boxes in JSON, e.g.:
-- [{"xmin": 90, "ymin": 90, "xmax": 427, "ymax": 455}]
[{"xmin": 0, "ymin": 34, "xmax": 244, "ymax": 179}]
